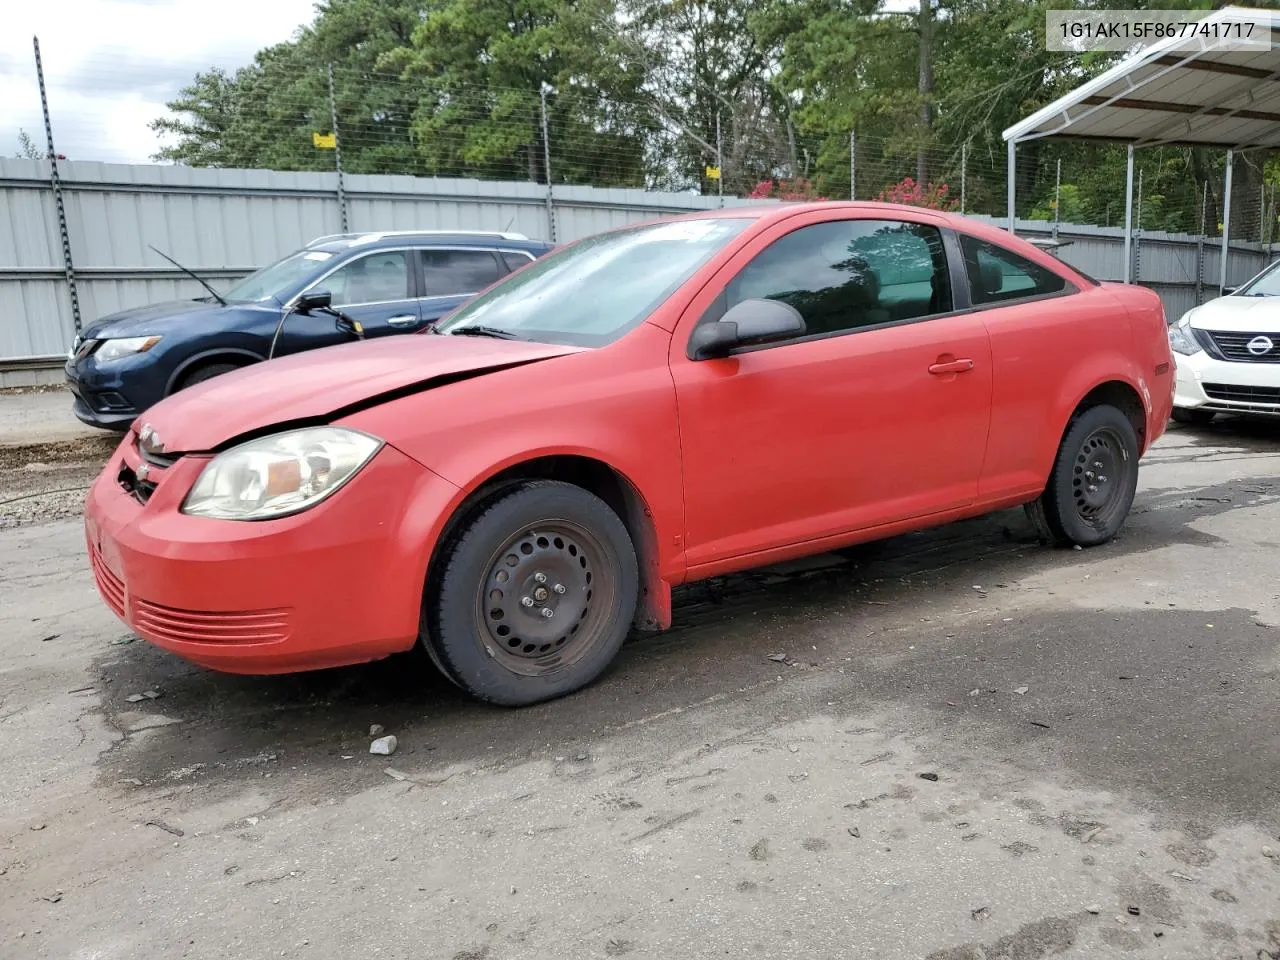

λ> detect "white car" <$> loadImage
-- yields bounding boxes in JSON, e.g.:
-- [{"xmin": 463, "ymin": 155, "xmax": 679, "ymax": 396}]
[{"xmin": 1169, "ymin": 260, "xmax": 1280, "ymax": 423}]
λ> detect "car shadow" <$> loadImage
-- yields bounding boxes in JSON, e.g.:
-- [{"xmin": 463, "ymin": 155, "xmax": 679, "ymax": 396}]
[{"xmin": 90, "ymin": 469, "xmax": 1276, "ymax": 817}]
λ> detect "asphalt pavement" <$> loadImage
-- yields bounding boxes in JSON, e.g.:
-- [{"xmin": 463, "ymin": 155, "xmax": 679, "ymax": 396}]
[{"xmin": 0, "ymin": 419, "xmax": 1277, "ymax": 959}]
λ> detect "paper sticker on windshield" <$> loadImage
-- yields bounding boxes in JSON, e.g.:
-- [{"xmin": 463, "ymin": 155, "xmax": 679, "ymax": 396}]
[
  {"xmin": 640, "ymin": 221, "xmax": 728, "ymax": 244},
  {"xmin": 303, "ymin": 251, "xmax": 334, "ymax": 261}
]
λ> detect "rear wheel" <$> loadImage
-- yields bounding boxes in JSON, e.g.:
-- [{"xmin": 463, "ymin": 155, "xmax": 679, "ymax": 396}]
[
  {"xmin": 426, "ymin": 481, "xmax": 638, "ymax": 706},
  {"xmin": 1025, "ymin": 404, "xmax": 1140, "ymax": 547},
  {"xmin": 174, "ymin": 361, "xmax": 242, "ymax": 393},
  {"xmin": 1171, "ymin": 407, "xmax": 1216, "ymax": 426}
]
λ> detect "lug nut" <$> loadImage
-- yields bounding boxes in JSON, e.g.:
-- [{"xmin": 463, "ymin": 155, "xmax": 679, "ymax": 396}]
[
  {"xmin": 534, "ymin": 572, "xmax": 547, "ymax": 584},
  {"xmin": 553, "ymin": 584, "xmax": 566, "ymax": 595},
  {"xmin": 521, "ymin": 597, "xmax": 535, "ymax": 608},
  {"xmin": 540, "ymin": 608, "xmax": 554, "ymax": 619}
]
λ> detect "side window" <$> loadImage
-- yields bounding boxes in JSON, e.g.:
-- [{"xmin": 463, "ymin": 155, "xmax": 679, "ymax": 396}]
[
  {"xmin": 322, "ymin": 252, "xmax": 410, "ymax": 307},
  {"xmin": 723, "ymin": 219, "xmax": 952, "ymax": 340},
  {"xmin": 422, "ymin": 250, "xmax": 503, "ymax": 297},
  {"xmin": 959, "ymin": 235, "xmax": 1067, "ymax": 305},
  {"xmin": 501, "ymin": 251, "xmax": 535, "ymax": 273}
]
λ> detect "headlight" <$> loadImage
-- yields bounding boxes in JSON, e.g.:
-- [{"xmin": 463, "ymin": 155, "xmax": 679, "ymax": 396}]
[
  {"xmin": 181, "ymin": 427, "xmax": 382, "ymax": 521},
  {"xmin": 94, "ymin": 336, "xmax": 162, "ymax": 363},
  {"xmin": 1168, "ymin": 317, "xmax": 1201, "ymax": 356}
]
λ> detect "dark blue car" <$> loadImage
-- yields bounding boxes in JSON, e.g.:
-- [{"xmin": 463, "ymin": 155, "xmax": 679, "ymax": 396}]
[{"xmin": 65, "ymin": 230, "xmax": 554, "ymax": 430}]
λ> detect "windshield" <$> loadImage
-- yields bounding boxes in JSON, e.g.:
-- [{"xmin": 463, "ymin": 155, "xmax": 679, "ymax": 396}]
[
  {"xmin": 223, "ymin": 249, "xmax": 337, "ymax": 303},
  {"xmin": 1237, "ymin": 259, "xmax": 1280, "ymax": 297},
  {"xmin": 434, "ymin": 217, "xmax": 754, "ymax": 346}
]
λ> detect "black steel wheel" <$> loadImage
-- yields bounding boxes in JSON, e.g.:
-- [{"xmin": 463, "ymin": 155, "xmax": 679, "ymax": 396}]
[
  {"xmin": 426, "ymin": 481, "xmax": 638, "ymax": 706},
  {"xmin": 1171, "ymin": 407, "xmax": 1216, "ymax": 426},
  {"xmin": 1026, "ymin": 404, "xmax": 1140, "ymax": 548}
]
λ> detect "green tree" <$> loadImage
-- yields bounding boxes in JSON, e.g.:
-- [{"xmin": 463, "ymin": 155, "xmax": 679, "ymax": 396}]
[
  {"xmin": 15, "ymin": 129, "xmax": 43, "ymax": 160},
  {"xmin": 152, "ymin": 0, "xmax": 426, "ymax": 173},
  {"xmin": 380, "ymin": 0, "xmax": 653, "ymax": 186}
]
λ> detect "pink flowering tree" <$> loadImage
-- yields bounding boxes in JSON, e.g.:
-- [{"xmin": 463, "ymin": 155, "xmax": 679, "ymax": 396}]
[
  {"xmin": 874, "ymin": 177, "xmax": 957, "ymax": 211},
  {"xmin": 747, "ymin": 177, "xmax": 828, "ymax": 202}
]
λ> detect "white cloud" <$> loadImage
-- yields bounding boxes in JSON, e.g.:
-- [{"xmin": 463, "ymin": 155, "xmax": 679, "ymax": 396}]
[{"xmin": 0, "ymin": 0, "xmax": 318, "ymax": 163}]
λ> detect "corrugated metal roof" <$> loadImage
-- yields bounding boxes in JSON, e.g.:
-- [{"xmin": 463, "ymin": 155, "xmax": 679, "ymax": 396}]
[{"xmin": 1003, "ymin": 6, "xmax": 1280, "ymax": 148}]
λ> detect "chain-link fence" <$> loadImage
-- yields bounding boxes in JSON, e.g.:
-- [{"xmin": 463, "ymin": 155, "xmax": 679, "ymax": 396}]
[
  {"xmin": 8, "ymin": 42, "xmax": 1278, "ymax": 360},
  {"xmin": 13, "ymin": 48, "xmax": 1276, "ymax": 248}
]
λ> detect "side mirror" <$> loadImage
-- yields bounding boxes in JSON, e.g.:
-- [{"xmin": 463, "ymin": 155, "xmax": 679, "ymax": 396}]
[
  {"xmin": 295, "ymin": 289, "xmax": 333, "ymax": 314},
  {"xmin": 689, "ymin": 298, "xmax": 806, "ymax": 360},
  {"xmin": 1221, "ymin": 286, "xmax": 1237, "ymax": 296}
]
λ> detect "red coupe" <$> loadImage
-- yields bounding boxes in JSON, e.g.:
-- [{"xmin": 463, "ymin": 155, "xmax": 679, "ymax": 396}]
[{"xmin": 84, "ymin": 203, "xmax": 1174, "ymax": 705}]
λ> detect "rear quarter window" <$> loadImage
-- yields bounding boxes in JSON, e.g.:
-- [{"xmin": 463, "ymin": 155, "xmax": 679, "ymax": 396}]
[{"xmin": 959, "ymin": 235, "xmax": 1069, "ymax": 306}]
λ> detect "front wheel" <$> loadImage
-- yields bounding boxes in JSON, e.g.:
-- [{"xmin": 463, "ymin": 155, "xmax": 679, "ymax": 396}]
[
  {"xmin": 426, "ymin": 481, "xmax": 638, "ymax": 706},
  {"xmin": 1025, "ymin": 404, "xmax": 1140, "ymax": 547}
]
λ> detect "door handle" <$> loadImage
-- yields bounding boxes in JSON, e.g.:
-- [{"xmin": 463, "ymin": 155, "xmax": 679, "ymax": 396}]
[
  {"xmin": 928, "ymin": 358, "xmax": 974, "ymax": 375},
  {"xmin": 386, "ymin": 314, "xmax": 419, "ymax": 327}
]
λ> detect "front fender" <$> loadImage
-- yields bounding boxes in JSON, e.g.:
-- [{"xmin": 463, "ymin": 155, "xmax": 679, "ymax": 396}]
[{"xmin": 165, "ymin": 346, "xmax": 265, "ymax": 394}]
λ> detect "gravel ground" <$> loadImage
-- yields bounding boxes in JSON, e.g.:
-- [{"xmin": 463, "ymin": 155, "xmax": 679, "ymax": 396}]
[
  {"xmin": 0, "ymin": 419, "xmax": 1278, "ymax": 959},
  {"xmin": 0, "ymin": 435, "xmax": 120, "ymax": 530}
]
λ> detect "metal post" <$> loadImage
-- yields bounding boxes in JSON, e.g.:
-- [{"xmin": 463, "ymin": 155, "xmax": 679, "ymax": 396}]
[
  {"xmin": 715, "ymin": 110, "xmax": 724, "ymax": 205},
  {"xmin": 33, "ymin": 36, "xmax": 81, "ymax": 336},
  {"xmin": 1122, "ymin": 144, "xmax": 1135, "ymax": 283},
  {"xmin": 539, "ymin": 85, "xmax": 556, "ymax": 243},
  {"xmin": 1220, "ymin": 148, "xmax": 1233, "ymax": 295},
  {"xmin": 1052, "ymin": 158, "xmax": 1061, "ymax": 242},
  {"xmin": 327, "ymin": 64, "xmax": 348, "ymax": 233},
  {"xmin": 849, "ymin": 131, "xmax": 856, "ymax": 201},
  {"xmin": 959, "ymin": 142, "xmax": 967, "ymax": 214},
  {"xmin": 1196, "ymin": 181, "xmax": 1207, "ymax": 305},
  {"xmin": 1134, "ymin": 167, "xmax": 1143, "ymax": 282},
  {"xmin": 1269, "ymin": 183, "xmax": 1275, "ymax": 257},
  {"xmin": 1005, "ymin": 140, "xmax": 1016, "ymax": 233}
]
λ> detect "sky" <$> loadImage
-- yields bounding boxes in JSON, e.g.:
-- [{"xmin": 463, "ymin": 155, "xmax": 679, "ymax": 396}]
[{"xmin": 0, "ymin": 0, "xmax": 320, "ymax": 164}]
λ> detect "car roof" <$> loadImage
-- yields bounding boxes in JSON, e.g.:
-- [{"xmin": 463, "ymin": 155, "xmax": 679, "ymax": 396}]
[{"xmin": 305, "ymin": 230, "xmax": 554, "ymax": 254}]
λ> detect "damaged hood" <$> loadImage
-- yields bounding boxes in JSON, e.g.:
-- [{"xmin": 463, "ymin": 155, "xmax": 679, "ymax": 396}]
[{"xmin": 134, "ymin": 334, "xmax": 585, "ymax": 452}]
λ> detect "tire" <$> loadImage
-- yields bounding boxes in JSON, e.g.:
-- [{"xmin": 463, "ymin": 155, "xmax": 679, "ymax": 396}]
[
  {"xmin": 426, "ymin": 480, "xmax": 639, "ymax": 706},
  {"xmin": 174, "ymin": 361, "xmax": 242, "ymax": 393},
  {"xmin": 1171, "ymin": 407, "xmax": 1216, "ymax": 426},
  {"xmin": 1025, "ymin": 404, "xmax": 1140, "ymax": 548}
]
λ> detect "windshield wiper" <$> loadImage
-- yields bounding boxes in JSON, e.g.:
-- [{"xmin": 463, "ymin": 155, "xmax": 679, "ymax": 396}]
[
  {"xmin": 149, "ymin": 244, "xmax": 227, "ymax": 306},
  {"xmin": 447, "ymin": 325, "xmax": 523, "ymax": 340}
]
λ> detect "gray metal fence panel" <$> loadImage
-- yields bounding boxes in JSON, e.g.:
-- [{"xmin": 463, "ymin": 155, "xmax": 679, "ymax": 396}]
[{"xmin": 2, "ymin": 158, "xmax": 1275, "ymax": 361}]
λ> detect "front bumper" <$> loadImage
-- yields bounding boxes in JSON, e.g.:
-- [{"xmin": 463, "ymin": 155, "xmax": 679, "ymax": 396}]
[
  {"xmin": 65, "ymin": 358, "xmax": 139, "ymax": 431},
  {"xmin": 1173, "ymin": 347, "xmax": 1280, "ymax": 418},
  {"xmin": 84, "ymin": 434, "xmax": 460, "ymax": 674}
]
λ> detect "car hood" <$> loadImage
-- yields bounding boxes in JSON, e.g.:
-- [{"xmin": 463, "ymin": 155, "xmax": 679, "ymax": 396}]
[
  {"xmin": 82, "ymin": 299, "xmax": 266, "ymax": 339},
  {"xmin": 133, "ymin": 334, "xmax": 586, "ymax": 453},
  {"xmin": 1183, "ymin": 294, "xmax": 1280, "ymax": 333}
]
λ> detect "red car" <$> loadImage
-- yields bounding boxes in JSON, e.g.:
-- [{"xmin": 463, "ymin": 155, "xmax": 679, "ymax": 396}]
[{"xmin": 84, "ymin": 203, "xmax": 1174, "ymax": 705}]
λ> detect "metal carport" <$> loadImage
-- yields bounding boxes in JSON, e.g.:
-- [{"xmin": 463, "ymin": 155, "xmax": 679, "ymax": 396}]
[{"xmin": 1002, "ymin": 6, "xmax": 1280, "ymax": 294}]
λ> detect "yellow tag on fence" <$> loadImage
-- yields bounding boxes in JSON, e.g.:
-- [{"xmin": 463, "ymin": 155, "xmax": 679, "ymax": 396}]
[
  {"xmin": 705, "ymin": 165, "xmax": 721, "ymax": 180},
  {"xmin": 313, "ymin": 132, "xmax": 337, "ymax": 149}
]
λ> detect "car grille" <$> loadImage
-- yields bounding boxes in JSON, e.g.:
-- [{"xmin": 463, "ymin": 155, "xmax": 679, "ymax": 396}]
[
  {"xmin": 130, "ymin": 599, "xmax": 292, "ymax": 646},
  {"xmin": 89, "ymin": 542, "xmax": 126, "ymax": 618},
  {"xmin": 117, "ymin": 462, "xmax": 157, "ymax": 504},
  {"xmin": 1202, "ymin": 383, "xmax": 1280, "ymax": 405},
  {"xmin": 1197, "ymin": 329, "xmax": 1280, "ymax": 363}
]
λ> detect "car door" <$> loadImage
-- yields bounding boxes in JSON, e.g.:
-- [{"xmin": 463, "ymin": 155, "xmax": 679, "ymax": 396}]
[
  {"xmin": 668, "ymin": 210, "xmax": 994, "ymax": 571},
  {"xmin": 277, "ymin": 249, "xmax": 422, "ymax": 354},
  {"xmin": 417, "ymin": 248, "xmax": 510, "ymax": 324},
  {"xmin": 953, "ymin": 232, "xmax": 1092, "ymax": 502}
]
